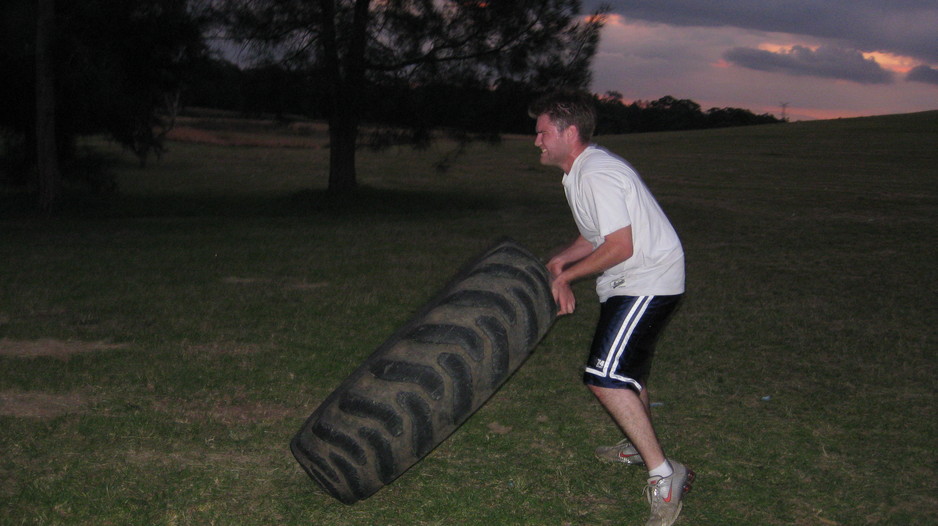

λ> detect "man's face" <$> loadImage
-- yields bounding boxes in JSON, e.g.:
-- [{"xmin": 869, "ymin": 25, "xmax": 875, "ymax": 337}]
[{"xmin": 534, "ymin": 114, "xmax": 574, "ymax": 169}]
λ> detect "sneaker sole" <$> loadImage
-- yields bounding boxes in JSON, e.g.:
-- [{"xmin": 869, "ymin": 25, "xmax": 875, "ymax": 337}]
[
  {"xmin": 595, "ymin": 453, "xmax": 645, "ymax": 465},
  {"xmin": 594, "ymin": 446, "xmax": 645, "ymax": 465}
]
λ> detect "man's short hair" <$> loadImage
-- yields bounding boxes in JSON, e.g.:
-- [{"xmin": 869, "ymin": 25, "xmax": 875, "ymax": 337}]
[{"xmin": 528, "ymin": 90, "xmax": 597, "ymax": 143}]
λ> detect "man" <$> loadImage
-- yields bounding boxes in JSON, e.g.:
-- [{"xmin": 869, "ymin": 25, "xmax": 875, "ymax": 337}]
[{"xmin": 529, "ymin": 90, "xmax": 693, "ymax": 526}]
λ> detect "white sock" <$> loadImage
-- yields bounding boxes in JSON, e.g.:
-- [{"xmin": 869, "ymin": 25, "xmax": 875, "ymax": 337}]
[{"xmin": 648, "ymin": 460, "xmax": 673, "ymax": 479}]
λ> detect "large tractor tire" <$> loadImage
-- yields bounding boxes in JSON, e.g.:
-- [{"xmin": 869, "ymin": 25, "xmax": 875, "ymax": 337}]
[{"xmin": 290, "ymin": 238, "xmax": 557, "ymax": 504}]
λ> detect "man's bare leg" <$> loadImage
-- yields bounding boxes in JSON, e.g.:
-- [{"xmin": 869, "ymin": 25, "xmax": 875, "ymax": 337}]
[{"xmin": 589, "ymin": 384, "xmax": 665, "ymax": 470}]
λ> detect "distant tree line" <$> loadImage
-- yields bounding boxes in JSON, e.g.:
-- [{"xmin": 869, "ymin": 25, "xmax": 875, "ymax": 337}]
[
  {"xmin": 183, "ymin": 59, "xmax": 539, "ymax": 136},
  {"xmin": 594, "ymin": 92, "xmax": 783, "ymax": 133},
  {"xmin": 184, "ymin": 59, "xmax": 783, "ymax": 136}
]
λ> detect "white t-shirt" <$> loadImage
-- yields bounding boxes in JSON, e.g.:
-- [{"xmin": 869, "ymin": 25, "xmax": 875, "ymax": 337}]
[{"xmin": 562, "ymin": 145, "xmax": 685, "ymax": 300}]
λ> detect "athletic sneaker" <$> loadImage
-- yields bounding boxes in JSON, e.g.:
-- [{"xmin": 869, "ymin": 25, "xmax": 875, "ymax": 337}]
[
  {"xmin": 594, "ymin": 438, "xmax": 645, "ymax": 465},
  {"xmin": 644, "ymin": 460, "xmax": 695, "ymax": 526}
]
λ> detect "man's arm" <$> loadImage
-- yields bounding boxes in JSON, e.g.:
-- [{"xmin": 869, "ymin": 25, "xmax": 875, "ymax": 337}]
[
  {"xmin": 546, "ymin": 235, "xmax": 594, "ymax": 277},
  {"xmin": 548, "ymin": 227, "xmax": 634, "ymax": 315}
]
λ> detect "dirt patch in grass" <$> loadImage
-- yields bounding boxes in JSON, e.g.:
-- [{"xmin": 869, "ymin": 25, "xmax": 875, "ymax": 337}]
[
  {"xmin": 154, "ymin": 394, "xmax": 296, "ymax": 425},
  {"xmin": 182, "ymin": 341, "xmax": 268, "ymax": 357},
  {"xmin": 0, "ymin": 340, "xmax": 110, "ymax": 418},
  {"xmin": 0, "ymin": 391, "xmax": 90, "ymax": 418},
  {"xmin": 166, "ymin": 126, "xmax": 326, "ymax": 149},
  {"xmin": 124, "ymin": 447, "xmax": 279, "ymax": 471},
  {"xmin": 204, "ymin": 400, "xmax": 295, "ymax": 425},
  {"xmin": 222, "ymin": 276, "xmax": 329, "ymax": 291},
  {"xmin": 0, "ymin": 338, "xmax": 125, "ymax": 360}
]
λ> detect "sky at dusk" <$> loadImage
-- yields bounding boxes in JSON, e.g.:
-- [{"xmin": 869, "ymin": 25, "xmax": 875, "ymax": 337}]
[{"xmin": 584, "ymin": 1, "xmax": 938, "ymax": 120}]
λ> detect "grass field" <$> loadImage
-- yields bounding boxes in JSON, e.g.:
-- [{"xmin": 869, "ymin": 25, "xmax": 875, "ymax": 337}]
[{"xmin": 1, "ymin": 110, "xmax": 936, "ymax": 525}]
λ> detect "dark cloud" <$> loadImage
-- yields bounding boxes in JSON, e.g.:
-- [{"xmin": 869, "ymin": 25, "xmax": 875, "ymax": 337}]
[
  {"xmin": 588, "ymin": 0, "xmax": 938, "ymax": 63},
  {"xmin": 907, "ymin": 65, "xmax": 938, "ymax": 85},
  {"xmin": 723, "ymin": 45, "xmax": 894, "ymax": 84}
]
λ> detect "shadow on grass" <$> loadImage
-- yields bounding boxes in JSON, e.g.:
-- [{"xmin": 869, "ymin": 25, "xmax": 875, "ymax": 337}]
[{"xmin": 0, "ymin": 186, "xmax": 499, "ymax": 221}]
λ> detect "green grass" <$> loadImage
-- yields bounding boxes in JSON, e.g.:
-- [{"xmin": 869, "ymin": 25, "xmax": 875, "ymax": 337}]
[{"xmin": 1, "ymin": 110, "xmax": 936, "ymax": 525}]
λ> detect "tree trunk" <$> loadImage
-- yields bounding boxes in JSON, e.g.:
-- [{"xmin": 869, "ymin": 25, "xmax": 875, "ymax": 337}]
[
  {"xmin": 36, "ymin": 0, "xmax": 60, "ymax": 213},
  {"xmin": 322, "ymin": 0, "xmax": 370, "ymax": 194},
  {"xmin": 327, "ymin": 111, "xmax": 359, "ymax": 193}
]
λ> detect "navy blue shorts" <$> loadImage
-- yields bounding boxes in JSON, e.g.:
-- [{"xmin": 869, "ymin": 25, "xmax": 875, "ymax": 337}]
[{"xmin": 583, "ymin": 294, "xmax": 682, "ymax": 392}]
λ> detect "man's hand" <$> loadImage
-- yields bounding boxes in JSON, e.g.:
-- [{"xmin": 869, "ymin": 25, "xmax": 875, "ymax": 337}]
[
  {"xmin": 545, "ymin": 228, "xmax": 634, "ymax": 316},
  {"xmin": 546, "ymin": 258, "xmax": 566, "ymax": 278},
  {"xmin": 551, "ymin": 275, "xmax": 576, "ymax": 315}
]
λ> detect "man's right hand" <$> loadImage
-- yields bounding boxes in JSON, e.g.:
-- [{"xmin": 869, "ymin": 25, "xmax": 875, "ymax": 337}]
[{"xmin": 551, "ymin": 275, "xmax": 576, "ymax": 315}]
